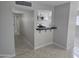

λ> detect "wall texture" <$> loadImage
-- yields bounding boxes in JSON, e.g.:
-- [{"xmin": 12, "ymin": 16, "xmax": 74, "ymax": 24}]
[
  {"xmin": 66, "ymin": 2, "xmax": 78, "ymax": 57},
  {"xmin": 75, "ymin": 26, "xmax": 79, "ymax": 37},
  {"xmin": 21, "ymin": 10, "xmax": 34, "ymax": 48},
  {"xmin": 0, "ymin": 2, "xmax": 15, "ymax": 57},
  {"xmin": 32, "ymin": 2, "xmax": 53, "ymax": 10},
  {"xmin": 53, "ymin": 3, "xmax": 70, "ymax": 48},
  {"xmin": 67, "ymin": 2, "xmax": 78, "ymax": 50}
]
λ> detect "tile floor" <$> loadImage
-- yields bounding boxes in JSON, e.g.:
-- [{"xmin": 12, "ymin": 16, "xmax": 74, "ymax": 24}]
[
  {"xmin": 15, "ymin": 45, "xmax": 72, "ymax": 58},
  {"xmin": 14, "ymin": 35, "xmax": 72, "ymax": 58}
]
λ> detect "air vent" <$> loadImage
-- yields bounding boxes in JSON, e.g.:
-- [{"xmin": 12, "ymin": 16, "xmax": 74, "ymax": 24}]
[{"xmin": 16, "ymin": 1, "xmax": 32, "ymax": 7}]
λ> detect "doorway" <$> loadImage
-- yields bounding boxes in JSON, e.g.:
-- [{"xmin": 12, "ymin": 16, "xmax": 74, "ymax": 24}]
[{"xmin": 13, "ymin": 13, "xmax": 27, "ymax": 56}]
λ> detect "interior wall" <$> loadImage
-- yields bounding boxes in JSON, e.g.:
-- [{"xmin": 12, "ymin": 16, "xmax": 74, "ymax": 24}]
[
  {"xmin": 75, "ymin": 26, "xmax": 79, "ymax": 37},
  {"xmin": 53, "ymin": 3, "xmax": 70, "ymax": 48},
  {"xmin": 0, "ymin": 1, "xmax": 15, "ymax": 57},
  {"xmin": 21, "ymin": 10, "xmax": 34, "ymax": 48},
  {"xmin": 67, "ymin": 2, "xmax": 78, "ymax": 50},
  {"xmin": 75, "ymin": 15, "xmax": 79, "ymax": 37},
  {"xmin": 32, "ymin": 2, "xmax": 53, "ymax": 10},
  {"xmin": 66, "ymin": 2, "xmax": 79, "ymax": 57}
]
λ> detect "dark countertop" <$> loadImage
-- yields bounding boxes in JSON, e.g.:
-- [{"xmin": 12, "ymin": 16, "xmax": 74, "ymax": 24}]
[{"xmin": 36, "ymin": 27, "xmax": 57, "ymax": 31}]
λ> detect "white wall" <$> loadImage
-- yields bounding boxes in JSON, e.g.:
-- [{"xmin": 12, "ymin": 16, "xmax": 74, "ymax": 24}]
[
  {"xmin": 32, "ymin": 2, "xmax": 53, "ymax": 10},
  {"xmin": 75, "ymin": 15, "xmax": 79, "ymax": 37},
  {"xmin": 0, "ymin": 2, "xmax": 15, "ymax": 57},
  {"xmin": 21, "ymin": 11, "xmax": 34, "ymax": 48},
  {"xmin": 75, "ymin": 26, "xmax": 79, "ymax": 37},
  {"xmin": 34, "ymin": 30, "xmax": 53, "ymax": 49},
  {"xmin": 67, "ymin": 2, "xmax": 78, "ymax": 50},
  {"xmin": 53, "ymin": 3, "xmax": 70, "ymax": 48},
  {"xmin": 66, "ymin": 2, "xmax": 78, "ymax": 57}
]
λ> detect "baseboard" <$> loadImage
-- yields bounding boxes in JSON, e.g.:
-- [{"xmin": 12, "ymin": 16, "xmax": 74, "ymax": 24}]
[
  {"xmin": 0, "ymin": 54, "xmax": 15, "ymax": 58},
  {"xmin": 53, "ymin": 42, "xmax": 66, "ymax": 49},
  {"xmin": 34, "ymin": 41, "xmax": 53, "ymax": 49}
]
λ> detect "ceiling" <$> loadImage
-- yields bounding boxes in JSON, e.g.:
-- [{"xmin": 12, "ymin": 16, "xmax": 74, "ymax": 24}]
[{"xmin": 31, "ymin": 1, "xmax": 69, "ymax": 7}]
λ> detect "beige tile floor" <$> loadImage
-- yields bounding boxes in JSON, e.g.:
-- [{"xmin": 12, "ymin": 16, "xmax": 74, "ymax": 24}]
[{"xmin": 14, "ymin": 35, "xmax": 72, "ymax": 58}]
